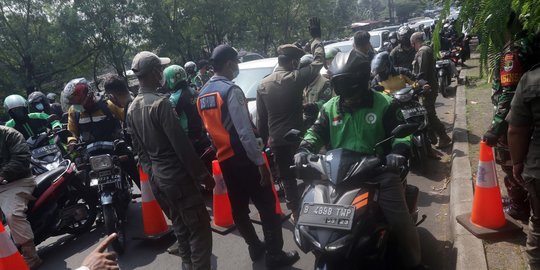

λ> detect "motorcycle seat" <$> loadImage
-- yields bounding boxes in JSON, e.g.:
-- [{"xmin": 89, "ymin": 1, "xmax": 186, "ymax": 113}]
[{"xmin": 33, "ymin": 166, "xmax": 66, "ymax": 198}]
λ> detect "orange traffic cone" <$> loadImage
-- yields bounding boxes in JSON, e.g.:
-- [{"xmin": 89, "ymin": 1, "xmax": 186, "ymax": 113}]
[
  {"xmin": 211, "ymin": 160, "xmax": 234, "ymax": 231},
  {"xmin": 456, "ymin": 141, "xmax": 521, "ymax": 238},
  {"xmin": 262, "ymin": 152, "xmax": 284, "ymax": 216},
  {"xmin": 0, "ymin": 222, "xmax": 29, "ymax": 270},
  {"xmin": 138, "ymin": 165, "xmax": 170, "ymax": 239}
]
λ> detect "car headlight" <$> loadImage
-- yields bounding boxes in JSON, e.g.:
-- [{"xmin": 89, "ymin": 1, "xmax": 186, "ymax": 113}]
[{"xmin": 89, "ymin": 155, "xmax": 113, "ymax": 171}]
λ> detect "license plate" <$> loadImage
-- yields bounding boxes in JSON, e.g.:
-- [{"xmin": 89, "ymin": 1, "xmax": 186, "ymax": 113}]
[
  {"xmin": 32, "ymin": 145, "xmax": 59, "ymax": 158},
  {"xmin": 98, "ymin": 174, "xmax": 120, "ymax": 185},
  {"xmin": 297, "ymin": 203, "xmax": 355, "ymax": 230},
  {"xmin": 402, "ymin": 107, "xmax": 426, "ymax": 118}
]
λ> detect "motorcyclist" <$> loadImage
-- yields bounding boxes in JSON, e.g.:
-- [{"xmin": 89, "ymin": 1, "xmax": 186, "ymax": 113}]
[
  {"xmin": 294, "ymin": 50, "xmax": 422, "ymax": 269},
  {"xmin": 387, "ymin": 31, "xmax": 399, "ymax": 52},
  {"xmin": 184, "ymin": 61, "xmax": 198, "ymax": 88},
  {"xmin": 46, "ymin": 92, "xmax": 65, "ymax": 121},
  {"xmin": 62, "ymin": 78, "xmax": 140, "ymax": 188},
  {"xmin": 28, "ymin": 91, "xmax": 51, "ymax": 114},
  {"xmin": 193, "ymin": 60, "xmax": 214, "ymax": 91},
  {"xmin": 370, "ymin": 52, "xmax": 429, "ymax": 95},
  {"xmin": 390, "ymin": 26, "xmax": 416, "ymax": 70},
  {"xmin": 0, "ymin": 126, "xmax": 42, "ymax": 269},
  {"xmin": 299, "ymin": 54, "xmax": 333, "ymax": 127},
  {"xmin": 4, "ymin": 94, "xmax": 62, "ymax": 139},
  {"xmin": 163, "ymin": 65, "xmax": 213, "ymax": 167}
]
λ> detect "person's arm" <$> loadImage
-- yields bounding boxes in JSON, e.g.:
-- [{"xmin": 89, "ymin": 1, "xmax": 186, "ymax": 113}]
[
  {"xmin": 227, "ymin": 87, "xmax": 265, "ymax": 166},
  {"xmin": 0, "ymin": 128, "xmax": 31, "ymax": 182},
  {"xmin": 29, "ymin": 112, "xmax": 62, "ymax": 130},
  {"xmin": 294, "ymin": 38, "xmax": 325, "ymax": 87},
  {"xmin": 158, "ymin": 98, "xmax": 212, "ymax": 181},
  {"xmin": 256, "ymin": 88, "xmax": 269, "ymax": 145},
  {"xmin": 416, "ymin": 48, "xmax": 430, "ymax": 81},
  {"xmin": 301, "ymin": 105, "xmax": 331, "ymax": 153},
  {"xmin": 67, "ymin": 107, "xmax": 79, "ymax": 143},
  {"xmin": 126, "ymin": 112, "xmax": 152, "ymax": 175},
  {"xmin": 107, "ymin": 100, "xmax": 125, "ymax": 122}
]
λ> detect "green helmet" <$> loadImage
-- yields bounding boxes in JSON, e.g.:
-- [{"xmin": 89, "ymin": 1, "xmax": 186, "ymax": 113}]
[
  {"xmin": 325, "ymin": 47, "xmax": 341, "ymax": 61},
  {"xmin": 4, "ymin": 94, "xmax": 28, "ymax": 112},
  {"xmin": 163, "ymin": 65, "xmax": 188, "ymax": 90}
]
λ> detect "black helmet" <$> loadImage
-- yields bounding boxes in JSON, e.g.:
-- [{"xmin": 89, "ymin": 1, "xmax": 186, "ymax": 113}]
[
  {"xmin": 28, "ymin": 91, "xmax": 51, "ymax": 114},
  {"xmin": 328, "ymin": 52, "xmax": 371, "ymax": 98},
  {"xmin": 389, "ymin": 31, "xmax": 398, "ymax": 44},
  {"xmin": 397, "ymin": 26, "xmax": 413, "ymax": 42},
  {"xmin": 46, "ymin": 93, "xmax": 57, "ymax": 103}
]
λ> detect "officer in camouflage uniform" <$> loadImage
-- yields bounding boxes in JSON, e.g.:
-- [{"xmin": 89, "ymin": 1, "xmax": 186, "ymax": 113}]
[
  {"xmin": 507, "ymin": 63, "xmax": 540, "ymax": 270},
  {"xmin": 483, "ymin": 13, "xmax": 538, "ymax": 222},
  {"xmin": 390, "ymin": 26, "xmax": 416, "ymax": 71}
]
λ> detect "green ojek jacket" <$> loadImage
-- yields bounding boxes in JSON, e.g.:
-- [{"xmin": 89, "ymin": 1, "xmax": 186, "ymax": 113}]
[
  {"xmin": 302, "ymin": 91, "xmax": 411, "ymax": 157},
  {"xmin": 5, "ymin": 112, "xmax": 62, "ymax": 139}
]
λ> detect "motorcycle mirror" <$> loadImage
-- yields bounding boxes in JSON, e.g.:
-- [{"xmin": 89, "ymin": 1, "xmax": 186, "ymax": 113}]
[
  {"xmin": 392, "ymin": 123, "xmax": 420, "ymax": 138},
  {"xmin": 284, "ymin": 129, "xmax": 302, "ymax": 142}
]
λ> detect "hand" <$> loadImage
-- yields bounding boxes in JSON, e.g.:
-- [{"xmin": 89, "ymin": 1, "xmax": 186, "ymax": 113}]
[
  {"xmin": 294, "ymin": 150, "xmax": 310, "ymax": 168},
  {"xmin": 68, "ymin": 141, "xmax": 77, "ymax": 152},
  {"xmin": 482, "ymin": 130, "xmax": 499, "ymax": 147},
  {"xmin": 386, "ymin": 154, "xmax": 407, "ymax": 168},
  {"xmin": 81, "ymin": 233, "xmax": 119, "ymax": 270},
  {"xmin": 308, "ymin": 17, "xmax": 321, "ymax": 39},
  {"xmin": 422, "ymin": 84, "xmax": 431, "ymax": 93},
  {"xmin": 513, "ymin": 163, "xmax": 525, "ymax": 185},
  {"xmin": 258, "ymin": 165, "xmax": 272, "ymax": 187}
]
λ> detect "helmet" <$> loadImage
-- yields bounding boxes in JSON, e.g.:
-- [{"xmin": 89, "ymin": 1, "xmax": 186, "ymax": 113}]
[
  {"xmin": 4, "ymin": 94, "xmax": 29, "ymax": 121},
  {"xmin": 4, "ymin": 94, "xmax": 27, "ymax": 112},
  {"xmin": 46, "ymin": 93, "xmax": 57, "ymax": 103},
  {"xmin": 328, "ymin": 52, "xmax": 371, "ymax": 97},
  {"xmin": 61, "ymin": 78, "xmax": 93, "ymax": 111},
  {"xmin": 371, "ymin": 52, "xmax": 394, "ymax": 77},
  {"xmin": 389, "ymin": 31, "xmax": 398, "ymax": 44},
  {"xmin": 397, "ymin": 26, "xmax": 413, "ymax": 42},
  {"xmin": 325, "ymin": 47, "xmax": 341, "ymax": 61},
  {"xmin": 299, "ymin": 54, "xmax": 314, "ymax": 69},
  {"xmin": 163, "ymin": 65, "xmax": 188, "ymax": 90},
  {"xmin": 184, "ymin": 61, "xmax": 197, "ymax": 74},
  {"xmin": 28, "ymin": 91, "xmax": 51, "ymax": 114}
]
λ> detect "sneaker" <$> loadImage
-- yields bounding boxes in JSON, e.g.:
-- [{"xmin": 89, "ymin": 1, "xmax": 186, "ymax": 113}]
[
  {"xmin": 265, "ymin": 250, "xmax": 300, "ymax": 269},
  {"xmin": 504, "ymin": 204, "xmax": 530, "ymax": 223}
]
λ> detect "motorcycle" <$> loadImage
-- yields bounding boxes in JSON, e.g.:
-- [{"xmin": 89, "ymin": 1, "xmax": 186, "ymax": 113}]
[
  {"xmin": 435, "ymin": 56, "xmax": 452, "ymax": 98},
  {"xmin": 286, "ymin": 124, "xmax": 426, "ymax": 270},
  {"xmin": 75, "ymin": 140, "xmax": 132, "ymax": 254},
  {"xmin": 393, "ymin": 87, "xmax": 431, "ymax": 174},
  {"xmin": 26, "ymin": 129, "xmax": 71, "ymax": 175}
]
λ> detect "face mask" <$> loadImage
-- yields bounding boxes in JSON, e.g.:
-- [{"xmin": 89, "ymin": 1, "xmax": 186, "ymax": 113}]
[
  {"xmin": 72, "ymin": 104, "xmax": 85, "ymax": 112},
  {"xmin": 390, "ymin": 38, "xmax": 397, "ymax": 44},
  {"xmin": 10, "ymin": 108, "xmax": 28, "ymax": 122},
  {"xmin": 35, "ymin": 103, "xmax": 44, "ymax": 111}
]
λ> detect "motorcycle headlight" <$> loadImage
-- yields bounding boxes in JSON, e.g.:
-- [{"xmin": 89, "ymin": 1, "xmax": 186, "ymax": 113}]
[
  {"xmin": 89, "ymin": 155, "xmax": 113, "ymax": 171},
  {"xmin": 394, "ymin": 92, "xmax": 413, "ymax": 102},
  {"xmin": 325, "ymin": 234, "xmax": 354, "ymax": 252}
]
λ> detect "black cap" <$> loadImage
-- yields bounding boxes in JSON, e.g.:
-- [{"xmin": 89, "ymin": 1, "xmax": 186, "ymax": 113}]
[{"xmin": 211, "ymin": 45, "xmax": 238, "ymax": 64}]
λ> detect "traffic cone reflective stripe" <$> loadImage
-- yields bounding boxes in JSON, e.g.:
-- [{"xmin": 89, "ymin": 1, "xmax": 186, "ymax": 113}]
[
  {"xmin": 0, "ymin": 222, "xmax": 29, "ymax": 270},
  {"xmin": 262, "ymin": 152, "xmax": 284, "ymax": 216},
  {"xmin": 211, "ymin": 160, "xmax": 234, "ymax": 228},
  {"xmin": 470, "ymin": 142, "xmax": 506, "ymax": 229},
  {"xmin": 138, "ymin": 165, "xmax": 169, "ymax": 237}
]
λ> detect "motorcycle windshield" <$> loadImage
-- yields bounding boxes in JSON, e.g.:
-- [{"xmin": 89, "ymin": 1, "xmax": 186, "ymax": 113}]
[{"xmin": 323, "ymin": 149, "xmax": 378, "ymax": 185}]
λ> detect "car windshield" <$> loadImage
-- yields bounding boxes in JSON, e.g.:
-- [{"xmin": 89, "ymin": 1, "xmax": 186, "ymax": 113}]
[
  {"xmin": 233, "ymin": 67, "xmax": 274, "ymax": 99},
  {"xmin": 370, "ymin": 35, "xmax": 381, "ymax": 48}
]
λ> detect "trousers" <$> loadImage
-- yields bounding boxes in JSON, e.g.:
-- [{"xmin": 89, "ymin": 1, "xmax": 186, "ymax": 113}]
[
  {"xmin": 423, "ymin": 90, "xmax": 448, "ymax": 141},
  {"xmin": 524, "ymin": 177, "xmax": 540, "ymax": 267},
  {"xmin": 0, "ymin": 176, "xmax": 36, "ymax": 245},
  {"xmin": 271, "ymin": 145, "xmax": 300, "ymax": 215}
]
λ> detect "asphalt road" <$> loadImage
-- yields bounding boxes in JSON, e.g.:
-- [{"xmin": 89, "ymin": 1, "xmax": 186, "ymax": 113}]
[{"xmin": 37, "ymin": 89, "xmax": 455, "ymax": 270}]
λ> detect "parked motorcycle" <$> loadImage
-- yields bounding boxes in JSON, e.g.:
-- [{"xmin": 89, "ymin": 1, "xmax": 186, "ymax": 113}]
[
  {"xmin": 435, "ymin": 57, "xmax": 452, "ymax": 98},
  {"xmin": 393, "ymin": 87, "xmax": 431, "ymax": 174},
  {"xmin": 286, "ymin": 124, "xmax": 425, "ymax": 270},
  {"xmin": 76, "ymin": 140, "xmax": 132, "ymax": 254}
]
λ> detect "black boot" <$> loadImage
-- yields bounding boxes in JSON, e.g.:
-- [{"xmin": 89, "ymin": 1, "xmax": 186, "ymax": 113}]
[
  {"xmin": 248, "ymin": 240, "xmax": 266, "ymax": 261},
  {"xmin": 265, "ymin": 250, "xmax": 300, "ymax": 269}
]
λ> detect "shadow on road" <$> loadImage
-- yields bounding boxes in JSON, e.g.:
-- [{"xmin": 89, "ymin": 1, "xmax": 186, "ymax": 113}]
[{"xmin": 417, "ymin": 227, "xmax": 453, "ymax": 270}]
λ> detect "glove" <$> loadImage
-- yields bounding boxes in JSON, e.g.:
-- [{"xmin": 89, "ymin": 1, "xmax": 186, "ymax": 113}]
[
  {"xmin": 308, "ymin": 17, "xmax": 321, "ymax": 39},
  {"xmin": 386, "ymin": 153, "xmax": 407, "ymax": 168},
  {"xmin": 482, "ymin": 130, "xmax": 498, "ymax": 147},
  {"xmin": 294, "ymin": 149, "xmax": 310, "ymax": 168}
]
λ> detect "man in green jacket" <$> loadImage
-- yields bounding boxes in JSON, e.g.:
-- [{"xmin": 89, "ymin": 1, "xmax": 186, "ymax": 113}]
[
  {"xmin": 295, "ymin": 51, "xmax": 422, "ymax": 269},
  {"xmin": 4, "ymin": 94, "xmax": 61, "ymax": 139}
]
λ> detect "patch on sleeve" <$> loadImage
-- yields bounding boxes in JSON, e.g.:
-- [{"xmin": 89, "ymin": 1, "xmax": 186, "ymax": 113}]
[
  {"xmin": 199, "ymin": 94, "xmax": 217, "ymax": 110},
  {"xmin": 500, "ymin": 52, "xmax": 524, "ymax": 87}
]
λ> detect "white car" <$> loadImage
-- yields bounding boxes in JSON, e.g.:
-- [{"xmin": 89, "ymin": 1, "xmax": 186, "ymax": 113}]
[{"xmin": 233, "ymin": 57, "xmax": 278, "ymax": 125}]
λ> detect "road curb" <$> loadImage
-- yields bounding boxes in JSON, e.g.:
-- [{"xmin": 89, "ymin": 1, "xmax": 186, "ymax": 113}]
[{"xmin": 449, "ymin": 69, "xmax": 489, "ymax": 270}]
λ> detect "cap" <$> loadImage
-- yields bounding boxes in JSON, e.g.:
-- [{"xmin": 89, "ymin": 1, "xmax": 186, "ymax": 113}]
[
  {"xmin": 211, "ymin": 45, "xmax": 238, "ymax": 64},
  {"xmin": 131, "ymin": 51, "xmax": 171, "ymax": 76},
  {"xmin": 277, "ymin": 44, "xmax": 305, "ymax": 59}
]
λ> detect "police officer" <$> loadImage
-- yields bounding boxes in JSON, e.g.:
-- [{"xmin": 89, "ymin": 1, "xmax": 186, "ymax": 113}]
[
  {"xmin": 127, "ymin": 51, "xmax": 212, "ymax": 270},
  {"xmin": 257, "ymin": 18, "xmax": 325, "ymax": 220},
  {"xmin": 390, "ymin": 26, "xmax": 416, "ymax": 71},
  {"xmin": 483, "ymin": 12, "xmax": 538, "ymax": 222},
  {"xmin": 299, "ymin": 54, "xmax": 333, "ymax": 128},
  {"xmin": 410, "ymin": 32, "xmax": 453, "ymax": 149},
  {"xmin": 507, "ymin": 64, "xmax": 540, "ymax": 270},
  {"xmin": 198, "ymin": 44, "xmax": 300, "ymax": 268}
]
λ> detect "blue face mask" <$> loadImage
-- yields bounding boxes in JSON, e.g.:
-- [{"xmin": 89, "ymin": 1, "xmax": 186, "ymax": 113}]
[
  {"xmin": 72, "ymin": 104, "xmax": 85, "ymax": 112},
  {"xmin": 35, "ymin": 103, "xmax": 44, "ymax": 111}
]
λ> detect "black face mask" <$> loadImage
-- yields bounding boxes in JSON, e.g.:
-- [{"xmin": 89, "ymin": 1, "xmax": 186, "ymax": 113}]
[{"xmin": 9, "ymin": 107, "xmax": 29, "ymax": 122}]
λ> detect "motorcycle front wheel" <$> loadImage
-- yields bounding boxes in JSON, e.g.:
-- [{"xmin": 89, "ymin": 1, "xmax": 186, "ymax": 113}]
[
  {"xmin": 102, "ymin": 204, "xmax": 126, "ymax": 255},
  {"xmin": 63, "ymin": 186, "xmax": 98, "ymax": 235},
  {"xmin": 439, "ymin": 76, "xmax": 448, "ymax": 98}
]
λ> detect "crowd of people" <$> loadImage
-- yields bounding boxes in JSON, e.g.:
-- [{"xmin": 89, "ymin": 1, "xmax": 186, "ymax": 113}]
[{"xmin": 4, "ymin": 10, "xmax": 540, "ymax": 270}]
